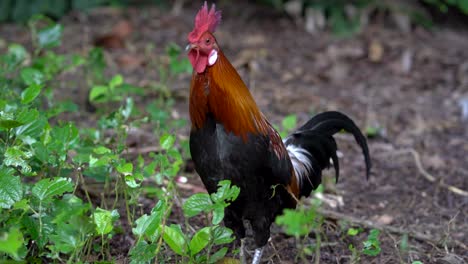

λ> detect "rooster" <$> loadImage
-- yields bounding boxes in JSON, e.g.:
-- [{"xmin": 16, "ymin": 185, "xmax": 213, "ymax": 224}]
[{"xmin": 186, "ymin": 3, "xmax": 371, "ymax": 263}]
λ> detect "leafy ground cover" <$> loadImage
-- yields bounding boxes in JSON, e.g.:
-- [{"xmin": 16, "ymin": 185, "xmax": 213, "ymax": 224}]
[{"xmin": 0, "ymin": 1, "xmax": 467, "ymax": 263}]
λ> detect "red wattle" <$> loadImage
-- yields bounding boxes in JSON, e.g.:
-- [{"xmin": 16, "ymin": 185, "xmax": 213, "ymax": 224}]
[{"xmin": 188, "ymin": 49, "xmax": 208, "ymax": 73}]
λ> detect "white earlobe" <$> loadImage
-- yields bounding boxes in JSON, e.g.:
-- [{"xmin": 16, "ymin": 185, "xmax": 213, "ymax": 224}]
[{"xmin": 208, "ymin": 49, "xmax": 218, "ymax": 66}]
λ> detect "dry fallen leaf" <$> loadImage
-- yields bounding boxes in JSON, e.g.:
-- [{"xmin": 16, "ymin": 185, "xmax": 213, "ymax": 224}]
[
  {"xmin": 368, "ymin": 40, "xmax": 383, "ymax": 62},
  {"xmin": 374, "ymin": 214, "xmax": 394, "ymax": 225}
]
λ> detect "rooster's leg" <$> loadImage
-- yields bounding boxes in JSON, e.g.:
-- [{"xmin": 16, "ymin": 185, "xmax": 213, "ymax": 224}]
[
  {"xmin": 251, "ymin": 247, "xmax": 264, "ymax": 264},
  {"xmin": 240, "ymin": 238, "xmax": 247, "ymax": 264}
]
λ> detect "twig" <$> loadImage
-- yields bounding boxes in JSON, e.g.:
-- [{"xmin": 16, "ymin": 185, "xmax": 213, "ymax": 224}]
[
  {"xmin": 317, "ymin": 208, "xmax": 462, "ymax": 248},
  {"xmin": 268, "ymin": 238, "xmax": 283, "ymax": 263},
  {"xmin": 125, "ymin": 146, "xmax": 161, "ymax": 155},
  {"xmin": 373, "ymin": 146, "xmax": 468, "ymax": 197}
]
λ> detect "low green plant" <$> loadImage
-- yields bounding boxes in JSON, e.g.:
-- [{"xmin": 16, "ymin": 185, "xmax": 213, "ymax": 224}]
[
  {"xmin": 275, "ymin": 114, "xmax": 297, "ymax": 138},
  {"xmin": 346, "ymin": 227, "xmax": 382, "ymax": 262},
  {"xmin": 129, "ymin": 180, "xmax": 239, "ymax": 263},
  {"xmin": 275, "ymin": 185, "xmax": 324, "ymax": 263},
  {"xmin": 0, "ymin": 16, "xmax": 191, "ymax": 262}
]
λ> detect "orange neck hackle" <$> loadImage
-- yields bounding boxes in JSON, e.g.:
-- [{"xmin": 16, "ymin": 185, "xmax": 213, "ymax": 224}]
[{"xmin": 189, "ymin": 52, "xmax": 268, "ymax": 140}]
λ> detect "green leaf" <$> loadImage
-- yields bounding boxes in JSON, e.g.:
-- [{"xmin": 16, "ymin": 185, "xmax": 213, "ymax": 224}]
[
  {"xmin": 182, "ymin": 193, "xmax": 212, "ymax": 217},
  {"xmin": 116, "ymin": 162, "xmax": 133, "ymax": 176},
  {"xmin": 93, "ymin": 208, "xmax": 119, "ymax": 235},
  {"xmin": 0, "ymin": 119, "xmax": 23, "ymax": 129},
  {"xmin": 411, "ymin": 261, "xmax": 423, "ymax": 264},
  {"xmin": 21, "ymin": 84, "xmax": 43, "ymax": 104},
  {"xmin": 4, "ymin": 146, "xmax": 32, "ymax": 174},
  {"xmin": 211, "ymin": 204, "xmax": 224, "ymax": 225},
  {"xmin": 129, "ymin": 240, "xmax": 157, "ymax": 264},
  {"xmin": 210, "ymin": 180, "xmax": 240, "ymax": 204},
  {"xmin": 281, "ymin": 114, "xmax": 297, "ymax": 131},
  {"xmin": 347, "ymin": 227, "xmax": 360, "ymax": 236},
  {"xmin": 93, "ymin": 146, "xmax": 111, "ymax": 155},
  {"xmin": 49, "ymin": 221, "xmax": 84, "ymax": 254},
  {"xmin": 32, "ymin": 177, "xmax": 74, "ymax": 202},
  {"xmin": 133, "ymin": 201, "xmax": 165, "ymax": 241},
  {"xmin": 0, "ymin": 167, "xmax": 23, "ymax": 209},
  {"xmin": 0, "ymin": 227, "xmax": 24, "ymax": 259},
  {"xmin": 125, "ymin": 175, "xmax": 140, "ymax": 188},
  {"xmin": 209, "ymin": 247, "xmax": 228, "ymax": 264},
  {"xmin": 362, "ymin": 229, "xmax": 381, "ymax": 256},
  {"xmin": 276, "ymin": 208, "xmax": 318, "ymax": 237},
  {"xmin": 160, "ymin": 134, "xmax": 175, "ymax": 150},
  {"xmin": 20, "ymin": 67, "xmax": 44, "ymax": 85},
  {"xmin": 37, "ymin": 23, "xmax": 63, "ymax": 49},
  {"xmin": 89, "ymin": 85, "xmax": 109, "ymax": 103},
  {"xmin": 109, "ymin": 74, "xmax": 123, "ymax": 89},
  {"xmin": 4, "ymin": 44, "xmax": 28, "ymax": 70},
  {"xmin": 162, "ymin": 224, "xmax": 187, "ymax": 256},
  {"xmin": 189, "ymin": 227, "xmax": 211, "ymax": 256},
  {"xmin": 15, "ymin": 115, "xmax": 47, "ymax": 138},
  {"xmin": 212, "ymin": 226, "xmax": 234, "ymax": 245}
]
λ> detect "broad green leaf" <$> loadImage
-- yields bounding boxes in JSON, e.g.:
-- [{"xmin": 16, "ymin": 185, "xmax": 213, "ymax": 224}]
[
  {"xmin": 362, "ymin": 229, "xmax": 381, "ymax": 256},
  {"xmin": 7, "ymin": 44, "xmax": 28, "ymax": 64},
  {"xmin": 209, "ymin": 247, "xmax": 228, "ymax": 264},
  {"xmin": 4, "ymin": 146, "xmax": 32, "ymax": 174},
  {"xmin": 21, "ymin": 84, "xmax": 43, "ymax": 104},
  {"xmin": 52, "ymin": 194, "xmax": 90, "ymax": 224},
  {"xmin": 347, "ymin": 228, "xmax": 360, "ymax": 236},
  {"xmin": 109, "ymin": 74, "xmax": 123, "ymax": 89},
  {"xmin": 0, "ymin": 168, "xmax": 23, "ymax": 209},
  {"xmin": 212, "ymin": 226, "xmax": 235, "ymax": 245},
  {"xmin": 210, "ymin": 180, "xmax": 240, "ymax": 203},
  {"xmin": 129, "ymin": 240, "xmax": 157, "ymax": 264},
  {"xmin": 211, "ymin": 204, "xmax": 224, "ymax": 225},
  {"xmin": 160, "ymin": 134, "xmax": 175, "ymax": 150},
  {"xmin": 93, "ymin": 208, "xmax": 119, "ymax": 235},
  {"xmin": 276, "ymin": 209, "xmax": 314, "ymax": 237},
  {"xmin": 37, "ymin": 24, "xmax": 63, "ymax": 49},
  {"xmin": 189, "ymin": 227, "xmax": 211, "ymax": 256},
  {"xmin": 20, "ymin": 67, "xmax": 44, "ymax": 86},
  {"xmin": 32, "ymin": 177, "xmax": 73, "ymax": 202},
  {"xmin": 0, "ymin": 119, "xmax": 23, "ymax": 129},
  {"xmin": 132, "ymin": 201, "xmax": 165, "ymax": 240},
  {"xmin": 0, "ymin": 227, "xmax": 24, "ymax": 259},
  {"xmin": 162, "ymin": 224, "xmax": 187, "ymax": 256},
  {"xmin": 182, "ymin": 193, "xmax": 212, "ymax": 217},
  {"xmin": 89, "ymin": 85, "xmax": 108, "ymax": 102},
  {"xmin": 93, "ymin": 146, "xmax": 111, "ymax": 155},
  {"xmin": 13, "ymin": 199, "xmax": 30, "ymax": 211},
  {"xmin": 49, "ymin": 222, "xmax": 82, "ymax": 254},
  {"xmin": 125, "ymin": 175, "xmax": 140, "ymax": 188},
  {"xmin": 116, "ymin": 162, "xmax": 133, "ymax": 176},
  {"xmin": 15, "ymin": 113, "xmax": 47, "ymax": 138}
]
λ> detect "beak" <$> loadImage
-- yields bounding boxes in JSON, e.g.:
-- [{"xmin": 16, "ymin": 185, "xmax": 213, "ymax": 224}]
[{"xmin": 186, "ymin": 43, "xmax": 198, "ymax": 52}]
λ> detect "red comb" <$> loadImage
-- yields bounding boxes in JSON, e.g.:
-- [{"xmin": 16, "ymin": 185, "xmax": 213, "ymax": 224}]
[{"xmin": 188, "ymin": 2, "xmax": 222, "ymax": 42}]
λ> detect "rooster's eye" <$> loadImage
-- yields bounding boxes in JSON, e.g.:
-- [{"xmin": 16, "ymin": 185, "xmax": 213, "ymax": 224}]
[{"xmin": 205, "ymin": 38, "xmax": 211, "ymax": 45}]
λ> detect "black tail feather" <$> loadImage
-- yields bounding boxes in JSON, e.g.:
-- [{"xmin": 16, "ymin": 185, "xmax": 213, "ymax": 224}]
[{"xmin": 284, "ymin": 111, "xmax": 371, "ymax": 197}]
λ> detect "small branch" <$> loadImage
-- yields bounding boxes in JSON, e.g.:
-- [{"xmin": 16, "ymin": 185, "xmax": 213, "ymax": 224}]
[
  {"xmin": 372, "ymin": 145, "xmax": 468, "ymax": 197},
  {"xmin": 317, "ymin": 208, "xmax": 467, "ymax": 250},
  {"xmin": 125, "ymin": 146, "xmax": 161, "ymax": 155}
]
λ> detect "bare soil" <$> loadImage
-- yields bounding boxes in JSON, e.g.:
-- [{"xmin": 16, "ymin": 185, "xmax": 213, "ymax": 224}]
[{"xmin": 1, "ymin": 1, "xmax": 467, "ymax": 263}]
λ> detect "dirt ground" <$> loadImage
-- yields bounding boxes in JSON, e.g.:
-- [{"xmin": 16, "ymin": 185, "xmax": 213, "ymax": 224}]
[{"xmin": 1, "ymin": 1, "xmax": 467, "ymax": 263}]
